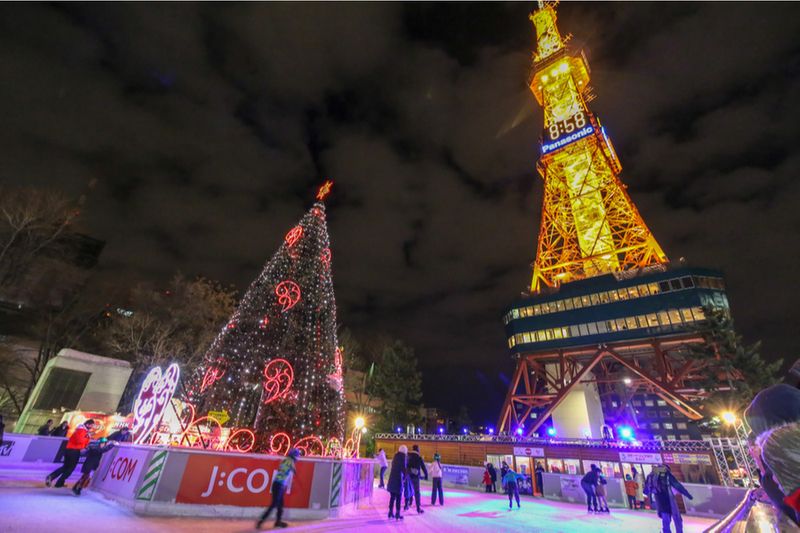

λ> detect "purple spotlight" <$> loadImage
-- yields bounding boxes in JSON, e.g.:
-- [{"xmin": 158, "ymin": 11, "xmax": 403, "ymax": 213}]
[
  {"xmin": 396, "ymin": 427, "xmax": 402, "ymax": 434},
  {"xmin": 488, "ymin": 427, "xmax": 494, "ymax": 435},
  {"xmin": 516, "ymin": 427, "xmax": 524, "ymax": 436},
  {"xmin": 546, "ymin": 426, "xmax": 557, "ymax": 437},
  {"xmin": 438, "ymin": 427, "xmax": 444, "ymax": 434}
]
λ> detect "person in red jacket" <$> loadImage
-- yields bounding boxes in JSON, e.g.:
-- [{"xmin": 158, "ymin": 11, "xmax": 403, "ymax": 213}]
[{"xmin": 46, "ymin": 419, "xmax": 95, "ymax": 488}]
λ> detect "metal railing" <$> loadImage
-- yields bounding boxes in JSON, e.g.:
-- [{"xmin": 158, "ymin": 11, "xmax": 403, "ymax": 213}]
[{"xmin": 374, "ymin": 433, "xmax": 711, "ymax": 452}]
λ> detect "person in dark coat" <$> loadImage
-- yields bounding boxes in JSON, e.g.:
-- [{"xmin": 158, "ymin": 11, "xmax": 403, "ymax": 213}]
[
  {"xmin": 107, "ymin": 427, "xmax": 132, "ymax": 442},
  {"xmin": 0, "ymin": 414, "xmax": 5, "ymax": 443},
  {"xmin": 487, "ymin": 462, "xmax": 498, "ymax": 493},
  {"xmin": 500, "ymin": 461, "xmax": 510, "ymax": 494},
  {"xmin": 72, "ymin": 438, "xmax": 115, "ymax": 495},
  {"xmin": 645, "ymin": 464, "xmax": 693, "ymax": 533},
  {"xmin": 535, "ymin": 462, "xmax": 545, "ymax": 495},
  {"xmin": 581, "ymin": 464, "xmax": 600, "ymax": 513},
  {"xmin": 50, "ymin": 422, "xmax": 69, "ymax": 437},
  {"xmin": 386, "ymin": 445, "xmax": 408, "ymax": 520},
  {"xmin": 405, "ymin": 444, "xmax": 428, "ymax": 513},
  {"xmin": 37, "ymin": 420, "xmax": 53, "ymax": 436}
]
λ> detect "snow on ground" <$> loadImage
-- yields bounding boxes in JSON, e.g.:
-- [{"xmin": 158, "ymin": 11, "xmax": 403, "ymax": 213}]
[{"xmin": 0, "ymin": 482, "xmax": 717, "ymax": 533}]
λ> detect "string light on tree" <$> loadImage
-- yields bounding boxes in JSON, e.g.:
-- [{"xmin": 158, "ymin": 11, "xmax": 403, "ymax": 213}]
[{"xmin": 190, "ymin": 181, "xmax": 345, "ymax": 453}]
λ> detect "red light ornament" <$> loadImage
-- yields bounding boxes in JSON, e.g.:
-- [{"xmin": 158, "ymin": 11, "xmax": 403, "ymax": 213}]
[
  {"xmin": 269, "ymin": 432, "xmax": 291, "ymax": 456},
  {"xmin": 284, "ymin": 225, "xmax": 303, "ymax": 248},
  {"xmin": 316, "ymin": 180, "xmax": 333, "ymax": 201},
  {"xmin": 132, "ymin": 363, "xmax": 181, "ymax": 445},
  {"xmin": 200, "ymin": 362, "xmax": 226, "ymax": 393},
  {"xmin": 275, "ymin": 280, "xmax": 301, "ymax": 312},
  {"xmin": 262, "ymin": 358, "xmax": 294, "ymax": 404},
  {"xmin": 294, "ymin": 435, "xmax": 325, "ymax": 457}
]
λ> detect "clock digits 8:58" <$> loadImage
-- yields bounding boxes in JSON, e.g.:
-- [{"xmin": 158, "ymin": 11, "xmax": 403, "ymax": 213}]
[{"xmin": 548, "ymin": 111, "xmax": 587, "ymax": 140}]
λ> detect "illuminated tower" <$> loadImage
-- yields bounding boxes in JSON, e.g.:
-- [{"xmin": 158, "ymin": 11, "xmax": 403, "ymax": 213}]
[
  {"xmin": 528, "ymin": 2, "xmax": 667, "ymax": 293},
  {"xmin": 498, "ymin": 3, "xmax": 733, "ymax": 440}
]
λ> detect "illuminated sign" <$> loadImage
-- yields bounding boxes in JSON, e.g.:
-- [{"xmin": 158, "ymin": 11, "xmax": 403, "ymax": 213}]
[
  {"xmin": 542, "ymin": 125, "xmax": 594, "ymax": 154},
  {"xmin": 132, "ymin": 363, "xmax": 180, "ymax": 445}
]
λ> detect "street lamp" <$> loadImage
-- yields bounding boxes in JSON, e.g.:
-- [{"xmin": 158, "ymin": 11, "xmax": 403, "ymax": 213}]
[
  {"xmin": 623, "ymin": 377, "xmax": 632, "ymax": 385},
  {"xmin": 721, "ymin": 411, "xmax": 737, "ymax": 425},
  {"xmin": 354, "ymin": 416, "xmax": 365, "ymax": 430}
]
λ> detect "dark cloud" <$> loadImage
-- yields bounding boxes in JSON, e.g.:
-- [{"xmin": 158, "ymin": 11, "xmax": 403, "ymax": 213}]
[{"xmin": 1, "ymin": 2, "xmax": 799, "ymax": 423}]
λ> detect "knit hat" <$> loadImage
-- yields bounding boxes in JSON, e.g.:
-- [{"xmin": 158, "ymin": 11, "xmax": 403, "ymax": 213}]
[{"xmin": 398, "ymin": 445, "xmax": 408, "ymax": 454}]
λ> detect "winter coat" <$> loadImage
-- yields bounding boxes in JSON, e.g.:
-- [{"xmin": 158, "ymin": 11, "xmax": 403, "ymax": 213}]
[
  {"xmin": 429, "ymin": 460, "xmax": 443, "ymax": 478},
  {"xmin": 386, "ymin": 452, "xmax": 407, "ymax": 494},
  {"xmin": 80, "ymin": 441, "xmax": 115, "ymax": 473},
  {"xmin": 645, "ymin": 467, "xmax": 693, "ymax": 517},
  {"xmin": 107, "ymin": 430, "xmax": 132, "ymax": 443},
  {"xmin": 624, "ymin": 480, "xmax": 638, "ymax": 497},
  {"xmin": 502, "ymin": 470, "xmax": 522, "ymax": 486},
  {"xmin": 66, "ymin": 425, "xmax": 91, "ymax": 450},
  {"xmin": 50, "ymin": 425, "xmax": 68, "ymax": 437},
  {"xmin": 581, "ymin": 469, "xmax": 599, "ymax": 486},
  {"xmin": 377, "ymin": 450, "xmax": 388, "ymax": 468},
  {"xmin": 406, "ymin": 450, "xmax": 428, "ymax": 479},
  {"xmin": 596, "ymin": 476, "xmax": 607, "ymax": 497},
  {"xmin": 483, "ymin": 470, "xmax": 492, "ymax": 485},
  {"xmin": 500, "ymin": 464, "xmax": 509, "ymax": 480},
  {"xmin": 37, "ymin": 424, "xmax": 52, "ymax": 436},
  {"xmin": 635, "ymin": 471, "xmax": 646, "ymax": 500},
  {"xmin": 487, "ymin": 463, "xmax": 497, "ymax": 482}
]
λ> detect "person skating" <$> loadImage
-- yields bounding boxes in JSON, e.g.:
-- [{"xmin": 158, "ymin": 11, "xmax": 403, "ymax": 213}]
[
  {"xmin": 645, "ymin": 464, "xmax": 693, "ymax": 533},
  {"xmin": 72, "ymin": 438, "xmax": 115, "ymax": 495},
  {"xmin": 107, "ymin": 426, "xmax": 132, "ymax": 443},
  {"xmin": 256, "ymin": 448, "xmax": 300, "ymax": 529},
  {"xmin": 405, "ymin": 444, "xmax": 427, "ymax": 513},
  {"xmin": 625, "ymin": 474, "xmax": 638, "ymax": 509},
  {"xmin": 377, "ymin": 448, "xmax": 388, "ymax": 488},
  {"xmin": 387, "ymin": 445, "xmax": 408, "ymax": 520},
  {"xmin": 580, "ymin": 464, "xmax": 600, "ymax": 513},
  {"xmin": 502, "ymin": 468, "xmax": 522, "ymax": 509},
  {"xmin": 429, "ymin": 453, "xmax": 444, "ymax": 506},
  {"xmin": 487, "ymin": 462, "xmax": 498, "ymax": 493},
  {"xmin": 483, "ymin": 465, "xmax": 493, "ymax": 493},
  {"xmin": 500, "ymin": 461, "xmax": 510, "ymax": 494},
  {"xmin": 596, "ymin": 473, "xmax": 610, "ymax": 512},
  {"xmin": 37, "ymin": 419, "xmax": 53, "ymax": 436},
  {"xmin": 50, "ymin": 421, "xmax": 68, "ymax": 437},
  {"xmin": 535, "ymin": 462, "xmax": 545, "ymax": 496},
  {"xmin": 633, "ymin": 466, "xmax": 646, "ymax": 509},
  {"xmin": 46, "ymin": 419, "xmax": 95, "ymax": 488}
]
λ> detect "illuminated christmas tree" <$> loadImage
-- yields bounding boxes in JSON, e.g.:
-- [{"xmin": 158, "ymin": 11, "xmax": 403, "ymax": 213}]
[{"xmin": 190, "ymin": 181, "xmax": 344, "ymax": 454}]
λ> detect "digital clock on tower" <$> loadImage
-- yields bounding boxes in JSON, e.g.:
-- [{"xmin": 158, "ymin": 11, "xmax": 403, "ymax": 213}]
[{"xmin": 546, "ymin": 111, "xmax": 589, "ymax": 140}]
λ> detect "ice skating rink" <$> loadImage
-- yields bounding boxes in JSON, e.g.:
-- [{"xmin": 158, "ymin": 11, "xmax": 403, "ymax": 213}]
[{"xmin": 0, "ymin": 483, "xmax": 717, "ymax": 532}]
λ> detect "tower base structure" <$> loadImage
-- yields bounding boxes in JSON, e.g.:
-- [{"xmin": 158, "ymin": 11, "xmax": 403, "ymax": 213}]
[{"xmin": 498, "ymin": 265, "xmax": 731, "ymax": 440}]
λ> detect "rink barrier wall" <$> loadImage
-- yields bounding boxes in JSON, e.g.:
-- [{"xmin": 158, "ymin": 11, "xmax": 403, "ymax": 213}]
[
  {"xmin": 89, "ymin": 444, "xmax": 375, "ymax": 519},
  {"xmin": 408, "ymin": 461, "xmax": 746, "ymax": 518},
  {"xmin": 0, "ymin": 434, "xmax": 66, "ymax": 464}
]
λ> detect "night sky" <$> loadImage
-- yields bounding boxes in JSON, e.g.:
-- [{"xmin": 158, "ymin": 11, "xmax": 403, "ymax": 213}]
[{"xmin": 2, "ymin": 3, "xmax": 799, "ymax": 424}]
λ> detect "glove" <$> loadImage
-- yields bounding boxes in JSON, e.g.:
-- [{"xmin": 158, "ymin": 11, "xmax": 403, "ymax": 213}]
[{"xmin": 686, "ymin": 494, "xmax": 693, "ymax": 500}]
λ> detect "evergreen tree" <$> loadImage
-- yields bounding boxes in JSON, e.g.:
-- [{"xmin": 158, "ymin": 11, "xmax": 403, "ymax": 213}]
[
  {"xmin": 368, "ymin": 339, "xmax": 423, "ymax": 432},
  {"xmin": 689, "ymin": 306, "xmax": 782, "ymax": 409},
  {"xmin": 189, "ymin": 184, "xmax": 344, "ymax": 452}
]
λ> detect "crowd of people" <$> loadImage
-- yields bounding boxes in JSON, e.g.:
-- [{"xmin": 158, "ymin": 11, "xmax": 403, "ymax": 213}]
[{"xmin": 378, "ymin": 447, "xmax": 532, "ymax": 519}]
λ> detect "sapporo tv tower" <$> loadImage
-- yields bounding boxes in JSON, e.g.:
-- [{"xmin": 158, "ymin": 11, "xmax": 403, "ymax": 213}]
[{"xmin": 498, "ymin": 2, "xmax": 732, "ymax": 440}]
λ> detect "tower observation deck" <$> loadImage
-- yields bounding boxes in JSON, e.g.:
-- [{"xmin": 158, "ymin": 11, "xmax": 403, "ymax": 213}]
[{"xmin": 498, "ymin": 3, "xmax": 731, "ymax": 440}]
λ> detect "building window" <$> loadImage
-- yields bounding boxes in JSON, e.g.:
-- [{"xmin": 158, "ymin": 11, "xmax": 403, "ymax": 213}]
[
  {"xmin": 681, "ymin": 276, "xmax": 694, "ymax": 288},
  {"xmin": 644, "ymin": 399, "xmax": 655, "ymax": 407},
  {"xmin": 658, "ymin": 281, "xmax": 670, "ymax": 292},
  {"xmin": 564, "ymin": 298, "xmax": 574, "ymax": 311},
  {"xmin": 663, "ymin": 423, "xmax": 674, "ymax": 430},
  {"xmin": 632, "ymin": 400, "xmax": 642, "ymax": 407},
  {"xmin": 666, "ymin": 435, "xmax": 677, "ymax": 441},
  {"xmin": 660, "ymin": 410, "xmax": 671, "ymax": 418},
  {"xmin": 656, "ymin": 400, "xmax": 667, "ymax": 407},
  {"xmin": 676, "ymin": 422, "xmax": 688, "ymax": 430},
  {"xmin": 638, "ymin": 284, "xmax": 650, "ymax": 296},
  {"xmin": 587, "ymin": 322, "xmax": 598, "ymax": 335},
  {"xmin": 668, "ymin": 309, "xmax": 683, "ymax": 325},
  {"xmin": 34, "ymin": 368, "xmax": 90, "ymax": 411},
  {"xmin": 650, "ymin": 423, "xmax": 660, "ymax": 429},
  {"xmin": 646, "ymin": 410, "xmax": 657, "ymax": 418},
  {"xmin": 680, "ymin": 434, "xmax": 691, "ymax": 440},
  {"xmin": 670, "ymin": 279, "xmax": 682, "ymax": 291},
  {"xmin": 611, "ymin": 401, "xmax": 619, "ymax": 408}
]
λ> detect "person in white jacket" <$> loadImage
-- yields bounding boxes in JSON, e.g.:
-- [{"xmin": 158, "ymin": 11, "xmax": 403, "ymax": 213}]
[
  {"xmin": 430, "ymin": 452, "xmax": 444, "ymax": 506},
  {"xmin": 377, "ymin": 449, "xmax": 389, "ymax": 488}
]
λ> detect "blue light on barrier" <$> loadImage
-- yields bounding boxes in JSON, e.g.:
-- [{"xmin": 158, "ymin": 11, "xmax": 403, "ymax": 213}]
[
  {"xmin": 462, "ymin": 427, "xmax": 468, "ymax": 434},
  {"xmin": 546, "ymin": 427, "xmax": 557, "ymax": 437},
  {"xmin": 488, "ymin": 427, "xmax": 494, "ymax": 435},
  {"xmin": 396, "ymin": 427, "xmax": 402, "ymax": 434},
  {"xmin": 438, "ymin": 427, "xmax": 444, "ymax": 434},
  {"xmin": 516, "ymin": 427, "xmax": 524, "ymax": 436}
]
